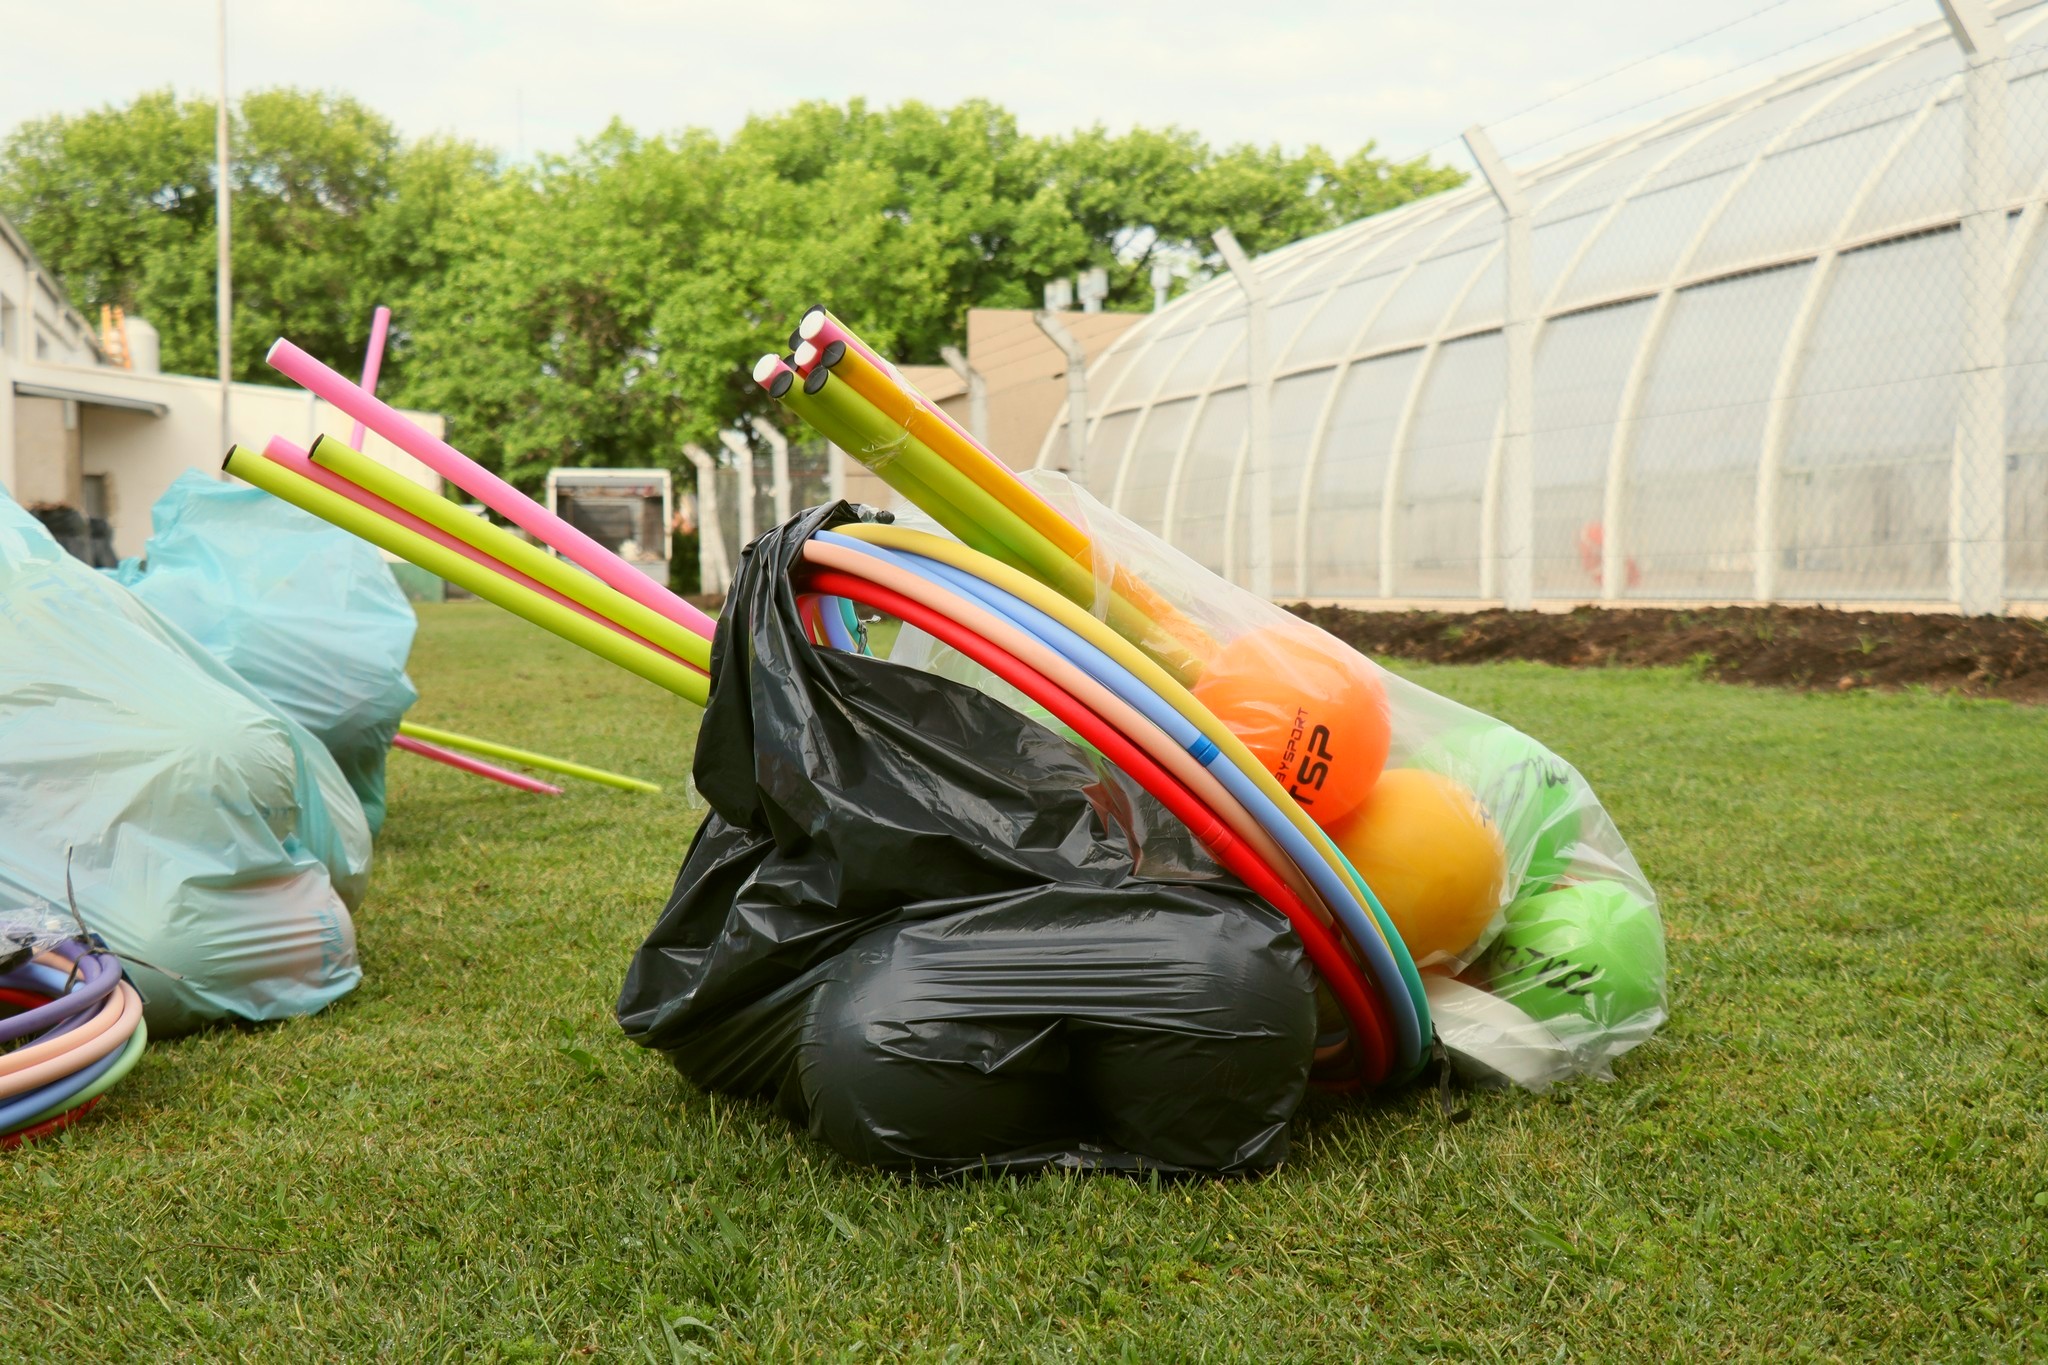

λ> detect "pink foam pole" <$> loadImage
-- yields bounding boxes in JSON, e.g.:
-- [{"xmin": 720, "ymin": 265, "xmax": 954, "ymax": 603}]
[
  {"xmin": 258, "ymin": 436, "xmax": 699, "ymax": 671},
  {"xmin": 349, "ymin": 305, "xmax": 392, "ymax": 451},
  {"xmin": 392, "ymin": 734, "xmax": 563, "ymax": 795},
  {"xmin": 266, "ymin": 336, "xmax": 718, "ymax": 641}
]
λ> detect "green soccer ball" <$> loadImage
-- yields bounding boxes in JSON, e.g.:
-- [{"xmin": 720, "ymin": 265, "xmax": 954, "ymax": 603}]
[{"xmin": 1479, "ymin": 881, "xmax": 1665, "ymax": 1029}]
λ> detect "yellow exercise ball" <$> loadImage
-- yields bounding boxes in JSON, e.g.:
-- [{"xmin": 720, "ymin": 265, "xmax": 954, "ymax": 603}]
[{"xmin": 1327, "ymin": 768, "xmax": 1508, "ymax": 967}]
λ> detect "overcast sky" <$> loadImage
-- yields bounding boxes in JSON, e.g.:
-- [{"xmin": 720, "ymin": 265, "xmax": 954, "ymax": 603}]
[{"xmin": 2, "ymin": 0, "xmax": 1943, "ymax": 177}]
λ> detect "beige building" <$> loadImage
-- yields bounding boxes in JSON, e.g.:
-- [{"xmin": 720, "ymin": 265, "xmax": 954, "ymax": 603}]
[
  {"xmin": 0, "ymin": 210, "xmax": 443, "ymax": 560},
  {"xmin": 840, "ymin": 306, "xmax": 1142, "ymax": 510}
]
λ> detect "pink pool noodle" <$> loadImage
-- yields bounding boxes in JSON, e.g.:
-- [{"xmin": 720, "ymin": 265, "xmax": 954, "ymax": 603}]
[
  {"xmin": 257, "ymin": 437, "xmax": 701, "ymax": 672},
  {"xmin": 393, "ymin": 734, "xmax": 563, "ymax": 795},
  {"xmin": 349, "ymin": 305, "xmax": 391, "ymax": 450},
  {"xmin": 265, "ymin": 337, "xmax": 718, "ymax": 641}
]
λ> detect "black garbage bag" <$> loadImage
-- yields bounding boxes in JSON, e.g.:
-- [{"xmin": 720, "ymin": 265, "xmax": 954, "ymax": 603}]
[{"xmin": 617, "ymin": 503, "xmax": 1317, "ymax": 1174}]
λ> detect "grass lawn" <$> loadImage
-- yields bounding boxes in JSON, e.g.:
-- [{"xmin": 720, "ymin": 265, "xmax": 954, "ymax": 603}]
[{"xmin": 5, "ymin": 601, "xmax": 2045, "ymax": 1361}]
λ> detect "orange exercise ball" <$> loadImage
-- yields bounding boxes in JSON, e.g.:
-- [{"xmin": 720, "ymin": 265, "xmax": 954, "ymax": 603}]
[
  {"xmin": 1327, "ymin": 768, "xmax": 1508, "ymax": 967},
  {"xmin": 1192, "ymin": 623, "xmax": 1390, "ymax": 830}
]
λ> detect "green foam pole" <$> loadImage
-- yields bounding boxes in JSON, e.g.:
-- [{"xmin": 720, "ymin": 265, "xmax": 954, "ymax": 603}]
[
  {"xmin": 308, "ymin": 437, "xmax": 710, "ymax": 670},
  {"xmin": 774, "ymin": 383, "xmax": 1014, "ymax": 563},
  {"xmin": 397, "ymin": 722, "xmax": 661, "ymax": 793},
  {"xmin": 224, "ymin": 446, "xmax": 709, "ymax": 707}
]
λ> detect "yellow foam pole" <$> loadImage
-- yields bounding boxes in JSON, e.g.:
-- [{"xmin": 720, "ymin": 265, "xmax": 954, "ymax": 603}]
[
  {"xmin": 815, "ymin": 318, "xmax": 1214, "ymax": 667},
  {"xmin": 223, "ymin": 446, "xmax": 709, "ymax": 706},
  {"xmin": 804, "ymin": 372, "xmax": 1205, "ymax": 686},
  {"xmin": 309, "ymin": 437, "xmax": 711, "ymax": 670}
]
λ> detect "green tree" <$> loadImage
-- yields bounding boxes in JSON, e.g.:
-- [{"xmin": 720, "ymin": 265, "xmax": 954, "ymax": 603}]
[
  {"xmin": 3, "ymin": 89, "xmax": 1459, "ymax": 489},
  {"xmin": 400, "ymin": 98, "xmax": 1463, "ymax": 481},
  {"xmin": 0, "ymin": 88, "xmax": 496, "ymax": 388}
]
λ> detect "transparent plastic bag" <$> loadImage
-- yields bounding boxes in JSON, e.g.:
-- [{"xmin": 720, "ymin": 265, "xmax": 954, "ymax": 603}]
[
  {"xmin": 885, "ymin": 474, "xmax": 1665, "ymax": 1089},
  {"xmin": 111, "ymin": 470, "xmax": 418, "ymax": 834},
  {"xmin": 0, "ymin": 489, "xmax": 367, "ymax": 1035}
]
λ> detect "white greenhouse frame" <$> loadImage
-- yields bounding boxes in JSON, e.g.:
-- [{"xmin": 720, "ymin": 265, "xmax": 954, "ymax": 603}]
[{"xmin": 1037, "ymin": 0, "xmax": 2048, "ymax": 613}]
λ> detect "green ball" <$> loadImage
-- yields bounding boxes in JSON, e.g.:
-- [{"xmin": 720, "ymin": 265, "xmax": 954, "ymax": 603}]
[
  {"xmin": 1415, "ymin": 722, "xmax": 1582, "ymax": 894},
  {"xmin": 1479, "ymin": 882, "xmax": 1665, "ymax": 1029}
]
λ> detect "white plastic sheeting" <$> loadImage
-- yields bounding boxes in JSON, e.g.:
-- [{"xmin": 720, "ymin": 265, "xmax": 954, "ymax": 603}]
[{"xmin": 1043, "ymin": 1, "xmax": 2048, "ymax": 607}]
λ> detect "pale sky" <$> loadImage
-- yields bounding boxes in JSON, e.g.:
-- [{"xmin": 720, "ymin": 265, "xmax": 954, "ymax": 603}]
[{"xmin": 1, "ymin": 0, "xmax": 1941, "ymax": 178}]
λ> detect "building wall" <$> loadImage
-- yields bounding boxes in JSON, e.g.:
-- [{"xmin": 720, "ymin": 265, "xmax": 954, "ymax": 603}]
[
  {"xmin": 14, "ymin": 358, "xmax": 446, "ymax": 558},
  {"xmin": 0, "ymin": 214, "xmax": 102, "ymax": 497},
  {"xmin": 11, "ymin": 395, "xmax": 82, "ymax": 506}
]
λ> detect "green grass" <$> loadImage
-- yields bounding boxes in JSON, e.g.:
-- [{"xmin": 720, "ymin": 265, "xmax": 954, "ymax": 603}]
[{"xmin": 5, "ymin": 603, "xmax": 2046, "ymax": 1361}]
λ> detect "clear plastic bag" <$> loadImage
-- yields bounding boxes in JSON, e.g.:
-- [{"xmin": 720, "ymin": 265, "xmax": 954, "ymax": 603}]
[
  {"xmin": 0, "ymin": 489, "xmax": 368, "ymax": 1035},
  {"xmin": 888, "ymin": 474, "xmax": 1666, "ymax": 1090},
  {"xmin": 110, "ymin": 470, "xmax": 418, "ymax": 834}
]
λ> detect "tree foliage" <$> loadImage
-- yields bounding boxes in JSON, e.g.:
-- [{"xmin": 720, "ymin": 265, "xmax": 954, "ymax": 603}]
[
  {"xmin": 2, "ymin": 90, "xmax": 1460, "ymax": 485},
  {"xmin": 0, "ymin": 89, "xmax": 497, "ymax": 394}
]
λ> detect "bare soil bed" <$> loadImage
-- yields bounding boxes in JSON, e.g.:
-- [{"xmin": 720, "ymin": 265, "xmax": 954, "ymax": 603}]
[{"xmin": 1287, "ymin": 602, "xmax": 2048, "ymax": 705}]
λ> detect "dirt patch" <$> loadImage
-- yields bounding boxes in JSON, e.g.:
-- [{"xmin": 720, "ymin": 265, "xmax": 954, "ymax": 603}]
[{"xmin": 1286, "ymin": 603, "xmax": 2048, "ymax": 705}]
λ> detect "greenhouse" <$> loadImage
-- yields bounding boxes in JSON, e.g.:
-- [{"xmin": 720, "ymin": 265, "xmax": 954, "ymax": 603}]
[{"xmin": 1040, "ymin": 0, "xmax": 2048, "ymax": 612}]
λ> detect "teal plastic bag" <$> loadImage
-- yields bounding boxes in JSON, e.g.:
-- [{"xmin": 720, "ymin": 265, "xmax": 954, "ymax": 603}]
[
  {"xmin": 112, "ymin": 471, "xmax": 418, "ymax": 834},
  {"xmin": 0, "ymin": 489, "xmax": 369, "ymax": 1035}
]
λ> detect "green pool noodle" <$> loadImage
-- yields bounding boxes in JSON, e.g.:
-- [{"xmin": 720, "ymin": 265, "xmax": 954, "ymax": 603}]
[{"xmin": 309, "ymin": 437, "xmax": 710, "ymax": 670}]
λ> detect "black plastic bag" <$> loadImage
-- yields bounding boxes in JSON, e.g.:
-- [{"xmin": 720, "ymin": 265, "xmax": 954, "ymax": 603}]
[{"xmin": 617, "ymin": 504, "xmax": 1317, "ymax": 1174}]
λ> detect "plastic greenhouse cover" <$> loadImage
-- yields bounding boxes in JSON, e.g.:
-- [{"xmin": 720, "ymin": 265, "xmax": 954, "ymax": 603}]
[
  {"xmin": 893, "ymin": 473, "xmax": 1667, "ymax": 1094},
  {"xmin": 110, "ymin": 470, "xmax": 418, "ymax": 835},
  {"xmin": 0, "ymin": 488, "xmax": 368, "ymax": 1036},
  {"xmin": 618, "ymin": 505, "xmax": 1316, "ymax": 1174}
]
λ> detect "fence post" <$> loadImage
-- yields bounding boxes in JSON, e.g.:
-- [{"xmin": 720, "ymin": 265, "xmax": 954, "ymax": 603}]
[
  {"xmin": 1464, "ymin": 127, "xmax": 1535, "ymax": 610},
  {"xmin": 681, "ymin": 441, "xmax": 730, "ymax": 592},
  {"xmin": 940, "ymin": 344, "xmax": 990, "ymax": 446},
  {"xmin": 718, "ymin": 429, "xmax": 757, "ymax": 549},
  {"xmin": 748, "ymin": 416, "xmax": 791, "ymax": 523},
  {"xmin": 1213, "ymin": 227, "xmax": 1275, "ymax": 599},
  {"xmin": 1941, "ymin": 0, "xmax": 2009, "ymax": 614},
  {"xmin": 1033, "ymin": 310, "xmax": 1091, "ymax": 488}
]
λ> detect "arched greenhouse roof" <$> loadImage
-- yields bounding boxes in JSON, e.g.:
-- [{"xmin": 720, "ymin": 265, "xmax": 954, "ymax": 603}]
[{"xmin": 1041, "ymin": 0, "xmax": 2048, "ymax": 606}]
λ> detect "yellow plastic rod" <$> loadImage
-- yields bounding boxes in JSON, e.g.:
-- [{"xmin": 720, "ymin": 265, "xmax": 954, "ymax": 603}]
[
  {"xmin": 397, "ymin": 722, "xmax": 661, "ymax": 793},
  {"xmin": 224, "ymin": 446, "xmax": 709, "ymax": 706},
  {"xmin": 309, "ymin": 437, "xmax": 711, "ymax": 670},
  {"xmin": 823, "ymin": 341, "xmax": 1211, "ymax": 662},
  {"xmin": 805, "ymin": 372, "xmax": 1206, "ymax": 685}
]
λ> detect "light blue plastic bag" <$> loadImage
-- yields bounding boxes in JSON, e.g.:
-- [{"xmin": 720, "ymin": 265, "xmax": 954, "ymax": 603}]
[
  {"xmin": 1, "ymin": 489, "xmax": 369, "ymax": 1035},
  {"xmin": 112, "ymin": 471, "xmax": 419, "ymax": 834}
]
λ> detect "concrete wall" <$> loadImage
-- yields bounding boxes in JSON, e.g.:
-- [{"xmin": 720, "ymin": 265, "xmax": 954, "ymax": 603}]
[
  {"xmin": 0, "ymin": 215, "xmax": 100, "ymax": 370},
  {"xmin": 965, "ymin": 308, "xmax": 1139, "ymax": 473},
  {"xmin": 15, "ymin": 358, "xmax": 444, "ymax": 558}
]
